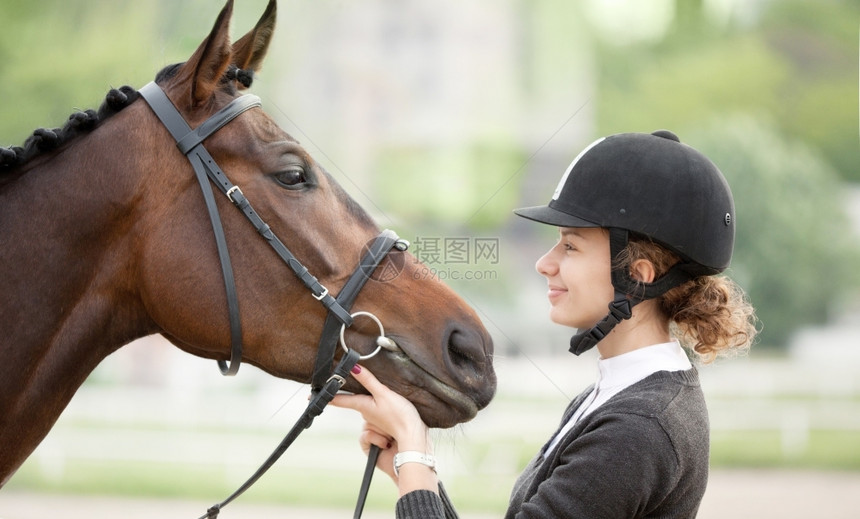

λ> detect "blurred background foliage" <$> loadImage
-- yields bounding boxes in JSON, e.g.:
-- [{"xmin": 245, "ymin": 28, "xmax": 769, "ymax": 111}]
[
  {"xmin": 585, "ymin": 0, "xmax": 860, "ymax": 348},
  {"xmin": 1, "ymin": 0, "xmax": 858, "ymax": 352}
]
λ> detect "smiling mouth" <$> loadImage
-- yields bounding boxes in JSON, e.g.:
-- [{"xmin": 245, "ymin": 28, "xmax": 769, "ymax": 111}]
[{"xmin": 547, "ymin": 287, "xmax": 567, "ymax": 300}]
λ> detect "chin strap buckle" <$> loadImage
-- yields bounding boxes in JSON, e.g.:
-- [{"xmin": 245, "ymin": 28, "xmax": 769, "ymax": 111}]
[{"xmin": 568, "ymin": 295, "xmax": 634, "ymax": 356}]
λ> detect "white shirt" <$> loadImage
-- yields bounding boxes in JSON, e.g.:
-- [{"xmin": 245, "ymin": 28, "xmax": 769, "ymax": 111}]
[{"xmin": 543, "ymin": 341, "xmax": 692, "ymax": 458}]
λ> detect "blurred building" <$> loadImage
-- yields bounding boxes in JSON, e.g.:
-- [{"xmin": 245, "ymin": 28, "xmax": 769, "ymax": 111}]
[{"xmin": 263, "ymin": 0, "xmax": 594, "ymax": 227}]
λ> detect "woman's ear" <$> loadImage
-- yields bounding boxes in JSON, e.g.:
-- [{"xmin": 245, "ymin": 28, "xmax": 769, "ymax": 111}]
[{"xmin": 630, "ymin": 258, "xmax": 657, "ymax": 284}]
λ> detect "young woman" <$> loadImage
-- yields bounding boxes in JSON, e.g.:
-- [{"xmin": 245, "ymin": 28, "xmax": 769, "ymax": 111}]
[{"xmin": 331, "ymin": 130, "xmax": 758, "ymax": 518}]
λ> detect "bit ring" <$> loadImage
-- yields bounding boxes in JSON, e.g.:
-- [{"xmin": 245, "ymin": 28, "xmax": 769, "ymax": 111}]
[{"xmin": 340, "ymin": 311, "xmax": 391, "ymax": 361}]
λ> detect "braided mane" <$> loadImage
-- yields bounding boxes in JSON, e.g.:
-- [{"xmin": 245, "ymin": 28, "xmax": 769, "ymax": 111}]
[
  {"xmin": 0, "ymin": 86, "xmax": 140, "ymax": 176},
  {"xmin": 0, "ymin": 64, "xmax": 253, "ymax": 178}
]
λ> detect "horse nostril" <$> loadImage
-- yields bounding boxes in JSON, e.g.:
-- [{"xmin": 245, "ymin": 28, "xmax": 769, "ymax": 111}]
[
  {"xmin": 447, "ymin": 328, "xmax": 484, "ymax": 372},
  {"xmin": 445, "ymin": 324, "xmax": 496, "ymax": 409}
]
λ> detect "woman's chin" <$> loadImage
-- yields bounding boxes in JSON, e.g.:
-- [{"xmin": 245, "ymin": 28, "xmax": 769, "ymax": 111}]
[
  {"xmin": 548, "ymin": 309, "xmax": 576, "ymax": 328},
  {"xmin": 548, "ymin": 307, "xmax": 601, "ymax": 331}
]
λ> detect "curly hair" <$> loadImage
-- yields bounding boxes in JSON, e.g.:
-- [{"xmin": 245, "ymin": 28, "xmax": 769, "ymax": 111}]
[{"xmin": 619, "ymin": 234, "xmax": 758, "ymax": 363}]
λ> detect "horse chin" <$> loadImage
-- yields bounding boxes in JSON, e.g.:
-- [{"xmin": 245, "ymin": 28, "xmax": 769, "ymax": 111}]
[
  {"xmin": 340, "ymin": 350, "xmax": 485, "ymax": 429},
  {"xmin": 387, "ymin": 351, "xmax": 485, "ymax": 429}
]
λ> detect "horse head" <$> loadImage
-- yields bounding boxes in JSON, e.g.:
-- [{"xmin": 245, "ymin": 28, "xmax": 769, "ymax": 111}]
[
  {"xmin": 136, "ymin": 0, "xmax": 496, "ymax": 427},
  {"xmin": 0, "ymin": 0, "xmax": 495, "ymax": 485}
]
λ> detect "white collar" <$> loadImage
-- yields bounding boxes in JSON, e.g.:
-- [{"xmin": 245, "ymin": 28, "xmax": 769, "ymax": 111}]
[{"xmin": 595, "ymin": 340, "xmax": 692, "ymax": 390}]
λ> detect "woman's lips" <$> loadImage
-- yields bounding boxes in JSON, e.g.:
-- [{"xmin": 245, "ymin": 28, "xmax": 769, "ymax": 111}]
[{"xmin": 547, "ymin": 286, "xmax": 567, "ymax": 301}]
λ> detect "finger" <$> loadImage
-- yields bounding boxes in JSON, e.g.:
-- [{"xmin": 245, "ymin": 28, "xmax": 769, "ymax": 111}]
[
  {"xmin": 329, "ymin": 392, "xmax": 371, "ymax": 412},
  {"xmin": 360, "ymin": 428, "xmax": 393, "ymax": 451},
  {"xmin": 348, "ymin": 364, "xmax": 390, "ymax": 396},
  {"xmin": 360, "ymin": 429, "xmax": 398, "ymax": 480}
]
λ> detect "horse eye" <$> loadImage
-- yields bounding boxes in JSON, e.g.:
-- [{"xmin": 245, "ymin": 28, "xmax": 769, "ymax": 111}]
[{"xmin": 274, "ymin": 167, "xmax": 308, "ymax": 189}]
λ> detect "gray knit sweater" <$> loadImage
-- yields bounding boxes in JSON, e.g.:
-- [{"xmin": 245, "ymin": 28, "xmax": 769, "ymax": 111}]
[{"xmin": 395, "ymin": 368, "xmax": 709, "ymax": 518}]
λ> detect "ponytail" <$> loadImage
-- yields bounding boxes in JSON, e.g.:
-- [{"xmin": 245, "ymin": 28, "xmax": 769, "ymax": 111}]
[
  {"xmin": 661, "ymin": 275, "xmax": 757, "ymax": 363},
  {"xmin": 619, "ymin": 235, "xmax": 758, "ymax": 363}
]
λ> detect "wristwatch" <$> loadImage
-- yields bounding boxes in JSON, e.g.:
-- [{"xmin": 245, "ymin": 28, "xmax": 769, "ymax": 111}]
[{"xmin": 393, "ymin": 451, "xmax": 436, "ymax": 476}]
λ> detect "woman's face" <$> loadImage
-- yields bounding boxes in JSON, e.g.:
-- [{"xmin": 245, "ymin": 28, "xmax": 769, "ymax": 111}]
[{"xmin": 536, "ymin": 227, "xmax": 614, "ymax": 330}]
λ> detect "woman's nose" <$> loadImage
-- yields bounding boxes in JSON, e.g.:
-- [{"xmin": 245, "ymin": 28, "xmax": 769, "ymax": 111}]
[{"xmin": 535, "ymin": 248, "xmax": 557, "ymax": 277}]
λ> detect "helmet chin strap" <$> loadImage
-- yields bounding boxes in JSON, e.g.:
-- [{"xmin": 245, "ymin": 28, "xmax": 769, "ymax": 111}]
[
  {"xmin": 568, "ymin": 228, "xmax": 696, "ymax": 356},
  {"xmin": 569, "ymin": 290, "xmax": 635, "ymax": 355},
  {"xmin": 569, "ymin": 228, "xmax": 635, "ymax": 355}
]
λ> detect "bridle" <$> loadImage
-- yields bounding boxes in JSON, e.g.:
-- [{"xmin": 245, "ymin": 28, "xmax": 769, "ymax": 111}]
[{"xmin": 139, "ymin": 82, "xmax": 400, "ymax": 518}]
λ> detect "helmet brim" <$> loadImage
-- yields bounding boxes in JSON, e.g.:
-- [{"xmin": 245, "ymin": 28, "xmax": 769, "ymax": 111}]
[{"xmin": 513, "ymin": 204, "xmax": 600, "ymax": 228}]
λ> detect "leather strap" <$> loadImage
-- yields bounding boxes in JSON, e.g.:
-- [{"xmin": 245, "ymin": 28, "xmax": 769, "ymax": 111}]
[
  {"xmin": 140, "ymin": 82, "xmax": 399, "ymax": 516},
  {"xmin": 140, "ymin": 82, "xmax": 256, "ymax": 375},
  {"xmin": 311, "ymin": 229, "xmax": 403, "ymax": 392},
  {"xmin": 139, "ymin": 82, "xmax": 260, "ymax": 150},
  {"xmin": 176, "ymin": 95, "xmax": 262, "ymax": 155},
  {"xmin": 188, "ymin": 148, "xmax": 244, "ymax": 374},
  {"xmin": 354, "ymin": 445, "xmax": 381, "ymax": 519},
  {"xmin": 200, "ymin": 348, "xmax": 363, "ymax": 519},
  {"xmin": 140, "ymin": 82, "xmax": 354, "ymax": 375}
]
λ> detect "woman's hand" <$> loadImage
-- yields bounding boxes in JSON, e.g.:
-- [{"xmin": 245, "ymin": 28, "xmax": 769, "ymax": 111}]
[{"xmin": 330, "ymin": 365, "xmax": 437, "ymax": 493}]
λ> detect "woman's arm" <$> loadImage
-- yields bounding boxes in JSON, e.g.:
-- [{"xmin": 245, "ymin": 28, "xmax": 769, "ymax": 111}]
[{"xmin": 330, "ymin": 365, "xmax": 440, "ymax": 496}]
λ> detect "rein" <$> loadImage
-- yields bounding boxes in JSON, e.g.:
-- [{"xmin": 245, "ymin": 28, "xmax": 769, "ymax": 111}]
[{"xmin": 139, "ymin": 82, "xmax": 401, "ymax": 517}]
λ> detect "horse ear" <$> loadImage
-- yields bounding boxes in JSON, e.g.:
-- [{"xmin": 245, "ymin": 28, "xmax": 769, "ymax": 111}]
[
  {"xmin": 232, "ymin": 0, "xmax": 277, "ymax": 87},
  {"xmin": 172, "ymin": 0, "xmax": 235, "ymax": 107}
]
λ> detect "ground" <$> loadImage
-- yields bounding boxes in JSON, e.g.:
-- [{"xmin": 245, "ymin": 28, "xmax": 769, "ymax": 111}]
[{"xmin": 1, "ymin": 469, "xmax": 858, "ymax": 518}]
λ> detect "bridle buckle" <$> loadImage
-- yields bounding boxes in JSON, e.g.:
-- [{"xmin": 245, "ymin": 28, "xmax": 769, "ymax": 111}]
[
  {"xmin": 312, "ymin": 286, "xmax": 329, "ymax": 301},
  {"xmin": 326, "ymin": 373, "xmax": 347, "ymax": 388},
  {"xmin": 226, "ymin": 185, "xmax": 243, "ymax": 203}
]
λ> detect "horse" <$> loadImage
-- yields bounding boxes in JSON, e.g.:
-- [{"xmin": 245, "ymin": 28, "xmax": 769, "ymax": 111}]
[{"xmin": 0, "ymin": 0, "xmax": 496, "ymax": 488}]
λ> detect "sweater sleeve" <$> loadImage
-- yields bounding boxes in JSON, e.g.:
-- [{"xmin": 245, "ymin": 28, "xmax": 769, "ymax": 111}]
[
  {"xmin": 395, "ymin": 482, "xmax": 459, "ymax": 519},
  {"xmin": 512, "ymin": 412, "xmax": 680, "ymax": 518}
]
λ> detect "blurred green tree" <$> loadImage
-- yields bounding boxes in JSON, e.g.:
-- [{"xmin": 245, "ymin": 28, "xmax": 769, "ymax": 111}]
[
  {"xmin": 590, "ymin": 0, "xmax": 859, "ymax": 348},
  {"xmin": 0, "ymin": 1, "xmax": 164, "ymax": 146},
  {"xmin": 595, "ymin": 0, "xmax": 858, "ymax": 182},
  {"xmin": 0, "ymin": 0, "xmax": 235, "ymax": 147},
  {"xmin": 691, "ymin": 116, "xmax": 860, "ymax": 348}
]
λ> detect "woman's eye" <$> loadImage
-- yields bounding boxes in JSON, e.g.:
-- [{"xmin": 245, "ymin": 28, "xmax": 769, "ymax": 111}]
[{"xmin": 274, "ymin": 167, "xmax": 307, "ymax": 188}]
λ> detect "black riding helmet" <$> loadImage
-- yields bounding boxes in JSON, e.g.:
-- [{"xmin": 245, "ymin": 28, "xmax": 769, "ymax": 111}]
[{"xmin": 515, "ymin": 130, "xmax": 735, "ymax": 355}]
